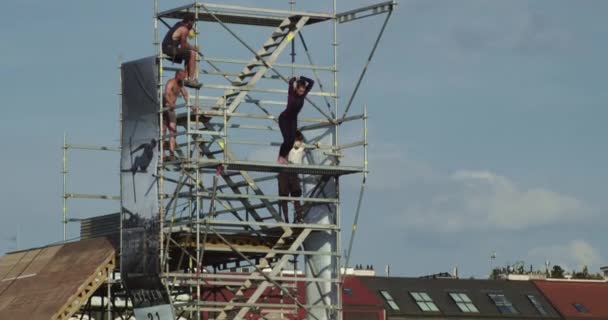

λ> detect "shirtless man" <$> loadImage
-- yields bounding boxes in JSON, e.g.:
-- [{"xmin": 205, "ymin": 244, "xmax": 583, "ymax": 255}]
[
  {"xmin": 162, "ymin": 15, "xmax": 201, "ymax": 89},
  {"xmin": 163, "ymin": 70, "xmax": 189, "ymax": 160}
]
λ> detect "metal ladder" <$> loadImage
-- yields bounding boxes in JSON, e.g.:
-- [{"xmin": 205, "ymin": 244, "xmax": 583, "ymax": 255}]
[
  {"xmin": 216, "ymin": 15, "xmax": 310, "ymax": 113},
  {"xmin": 217, "ymin": 228, "xmax": 311, "ymax": 320},
  {"xmin": 193, "ymin": 15, "xmax": 311, "ymax": 223}
]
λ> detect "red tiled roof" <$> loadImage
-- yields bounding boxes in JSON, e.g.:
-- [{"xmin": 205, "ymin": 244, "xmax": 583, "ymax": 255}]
[
  {"xmin": 343, "ymin": 276, "xmax": 384, "ymax": 308},
  {"xmin": 192, "ymin": 275, "xmax": 385, "ymax": 319},
  {"xmin": 534, "ymin": 280, "xmax": 608, "ymax": 319}
]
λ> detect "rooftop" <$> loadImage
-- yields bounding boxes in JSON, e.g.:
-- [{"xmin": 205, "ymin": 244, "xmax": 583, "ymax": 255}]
[
  {"xmin": 534, "ymin": 280, "xmax": 608, "ymax": 320},
  {"xmin": 353, "ymin": 276, "xmax": 561, "ymax": 319},
  {"xmin": 0, "ymin": 238, "xmax": 115, "ymax": 320}
]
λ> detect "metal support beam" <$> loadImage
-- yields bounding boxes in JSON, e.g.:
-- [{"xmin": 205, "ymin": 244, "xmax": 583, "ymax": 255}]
[
  {"xmin": 336, "ymin": 0, "xmax": 396, "ymax": 24},
  {"xmin": 342, "ymin": 10, "xmax": 394, "ymax": 118}
]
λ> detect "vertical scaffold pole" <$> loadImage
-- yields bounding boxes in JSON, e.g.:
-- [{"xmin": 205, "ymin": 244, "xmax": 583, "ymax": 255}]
[
  {"xmin": 332, "ymin": 1, "xmax": 342, "ymax": 319},
  {"xmin": 62, "ymin": 132, "xmax": 67, "ymax": 242},
  {"xmin": 223, "ymin": 94, "xmax": 227, "ymax": 163},
  {"xmin": 154, "ymin": 0, "xmax": 166, "ymax": 284},
  {"xmin": 289, "ymin": 2, "xmax": 298, "ymax": 313},
  {"xmin": 194, "ymin": 6, "xmax": 202, "ymax": 320},
  {"xmin": 107, "ymin": 277, "xmax": 112, "ymax": 320},
  {"xmin": 290, "ymin": 0, "xmax": 296, "ymax": 77},
  {"xmin": 186, "ymin": 11, "xmax": 194, "ymax": 317},
  {"xmin": 364, "ymin": 104, "xmax": 368, "ymax": 174},
  {"xmin": 118, "ymin": 56, "xmax": 124, "ymax": 272}
]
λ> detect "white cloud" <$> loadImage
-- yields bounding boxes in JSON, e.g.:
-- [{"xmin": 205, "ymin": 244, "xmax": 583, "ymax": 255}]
[
  {"xmin": 528, "ymin": 240, "xmax": 603, "ymax": 271},
  {"xmin": 367, "ymin": 146, "xmax": 589, "ymax": 232}
]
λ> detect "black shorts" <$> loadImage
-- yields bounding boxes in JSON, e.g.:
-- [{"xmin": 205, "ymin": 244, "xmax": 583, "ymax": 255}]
[
  {"xmin": 278, "ymin": 172, "xmax": 301, "ymax": 197},
  {"xmin": 163, "ymin": 109, "xmax": 176, "ymax": 124},
  {"xmin": 163, "ymin": 45, "xmax": 191, "ymax": 64}
]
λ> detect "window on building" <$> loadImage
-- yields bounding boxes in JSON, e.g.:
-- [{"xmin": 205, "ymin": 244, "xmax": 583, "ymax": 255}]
[
  {"xmin": 573, "ymin": 303, "xmax": 589, "ymax": 313},
  {"xmin": 449, "ymin": 293, "xmax": 479, "ymax": 313},
  {"xmin": 380, "ymin": 290, "xmax": 400, "ymax": 311},
  {"xmin": 410, "ymin": 292, "xmax": 440, "ymax": 312},
  {"xmin": 527, "ymin": 295, "xmax": 548, "ymax": 316},
  {"xmin": 488, "ymin": 293, "xmax": 518, "ymax": 315}
]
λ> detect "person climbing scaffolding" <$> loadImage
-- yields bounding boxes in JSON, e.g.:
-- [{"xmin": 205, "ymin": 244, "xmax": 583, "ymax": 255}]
[
  {"xmin": 162, "ymin": 70, "xmax": 189, "ymax": 161},
  {"xmin": 279, "ymin": 131, "xmax": 306, "ymax": 223},
  {"xmin": 162, "ymin": 15, "xmax": 201, "ymax": 89},
  {"xmin": 278, "ymin": 76, "xmax": 314, "ymax": 164}
]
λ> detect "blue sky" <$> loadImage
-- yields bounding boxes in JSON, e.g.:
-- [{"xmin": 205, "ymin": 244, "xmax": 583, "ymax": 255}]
[{"xmin": 0, "ymin": 0, "xmax": 606, "ymax": 278}]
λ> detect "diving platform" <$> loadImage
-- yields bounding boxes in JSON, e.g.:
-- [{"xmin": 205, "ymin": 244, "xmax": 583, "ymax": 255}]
[
  {"xmin": 157, "ymin": 3, "xmax": 333, "ymax": 27},
  {"xmin": 163, "ymin": 158, "xmax": 364, "ymax": 176}
]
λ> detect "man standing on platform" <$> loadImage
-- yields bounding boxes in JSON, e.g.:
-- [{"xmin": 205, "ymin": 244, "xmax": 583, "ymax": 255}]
[
  {"xmin": 162, "ymin": 70, "xmax": 189, "ymax": 161},
  {"xmin": 162, "ymin": 15, "xmax": 201, "ymax": 89},
  {"xmin": 279, "ymin": 131, "xmax": 306, "ymax": 223}
]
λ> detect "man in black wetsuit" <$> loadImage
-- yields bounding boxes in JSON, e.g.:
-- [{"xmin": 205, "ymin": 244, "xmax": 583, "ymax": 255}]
[
  {"xmin": 162, "ymin": 15, "xmax": 201, "ymax": 89},
  {"xmin": 277, "ymin": 76, "xmax": 314, "ymax": 164}
]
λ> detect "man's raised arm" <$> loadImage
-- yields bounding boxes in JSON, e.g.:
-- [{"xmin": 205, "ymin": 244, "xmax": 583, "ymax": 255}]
[{"xmin": 300, "ymin": 76, "xmax": 314, "ymax": 93}]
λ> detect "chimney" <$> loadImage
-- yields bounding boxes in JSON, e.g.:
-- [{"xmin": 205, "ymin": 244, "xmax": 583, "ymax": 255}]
[
  {"xmin": 385, "ymin": 264, "xmax": 390, "ymax": 277},
  {"xmin": 453, "ymin": 266, "xmax": 459, "ymax": 279}
]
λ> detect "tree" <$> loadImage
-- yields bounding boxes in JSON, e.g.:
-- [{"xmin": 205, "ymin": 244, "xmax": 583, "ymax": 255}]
[
  {"xmin": 573, "ymin": 266, "xmax": 603, "ymax": 279},
  {"xmin": 490, "ymin": 268, "xmax": 501, "ymax": 280},
  {"xmin": 582, "ymin": 265, "xmax": 589, "ymax": 277},
  {"xmin": 551, "ymin": 265, "xmax": 565, "ymax": 279}
]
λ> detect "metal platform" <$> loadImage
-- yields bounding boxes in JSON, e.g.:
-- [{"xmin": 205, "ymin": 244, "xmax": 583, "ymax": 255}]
[
  {"xmin": 164, "ymin": 158, "xmax": 364, "ymax": 176},
  {"xmin": 0, "ymin": 238, "xmax": 116, "ymax": 320},
  {"xmin": 166, "ymin": 226, "xmax": 311, "ymax": 269},
  {"xmin": 158, "ymin": 3, "xmax": 333, "ymax": 27}
]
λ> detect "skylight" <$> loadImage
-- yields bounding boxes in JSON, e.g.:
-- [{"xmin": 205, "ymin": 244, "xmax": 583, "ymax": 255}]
[
  {"xmin": 410, "ymin": 292, "xmax": 439, "ymax": 312},
  {"xmin": 380, "ymin": 290, "xmax": 400, "ymax": 311},
  {"xmin": 488, "ymin": 293, "xmax": 518, "ymax": 315},
  {"xmin": 449, "ymin": 293, "xmax": 479, "ymax": 313},
  {"xmin": 344, "ymin": 288, "xmax": 353, "ymax": 296},
  {"xmin": 573, "ymin": 303, "xmax": 589, "ymax": 313},
  {"xmin": 527, "ymin": 295, "xmax": 548, "ymax": 316}
]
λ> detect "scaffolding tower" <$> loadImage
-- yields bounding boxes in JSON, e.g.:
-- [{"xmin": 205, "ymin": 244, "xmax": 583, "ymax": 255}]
[
  {"xmin": 61, "ymin": 134, "xmax": 121, "ymax": 242},
  {"xmin": 152, "ymin": 1, "xmax": 395, "ymax": 319}
]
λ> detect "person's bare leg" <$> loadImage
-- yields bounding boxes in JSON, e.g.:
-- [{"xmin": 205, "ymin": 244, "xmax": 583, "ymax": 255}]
[
  {"xmin": 188, "ymin": 52, "xmax": 196, "ymax": 80},
  {"xmin": 280, "ymin": 201, "xmax": 289, "ymax": 223},
  {"xmin": 169, "ymin": 121, "xmax": 177, "ymax": 157},
  {"xmin": 184, "ymin": 52, "xmax": 201, "ymax": 88}
]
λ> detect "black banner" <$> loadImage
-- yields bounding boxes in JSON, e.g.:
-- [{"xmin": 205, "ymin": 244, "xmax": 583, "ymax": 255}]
[{"xmin": 120, "ymin": 57, "xmax": 172, "ymax": 312}]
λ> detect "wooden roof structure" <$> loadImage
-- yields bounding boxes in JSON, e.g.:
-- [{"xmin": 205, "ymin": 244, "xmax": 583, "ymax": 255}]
[{"xmin": 0, "ymin": 238, "xmax": 116, "ymax": 320}]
